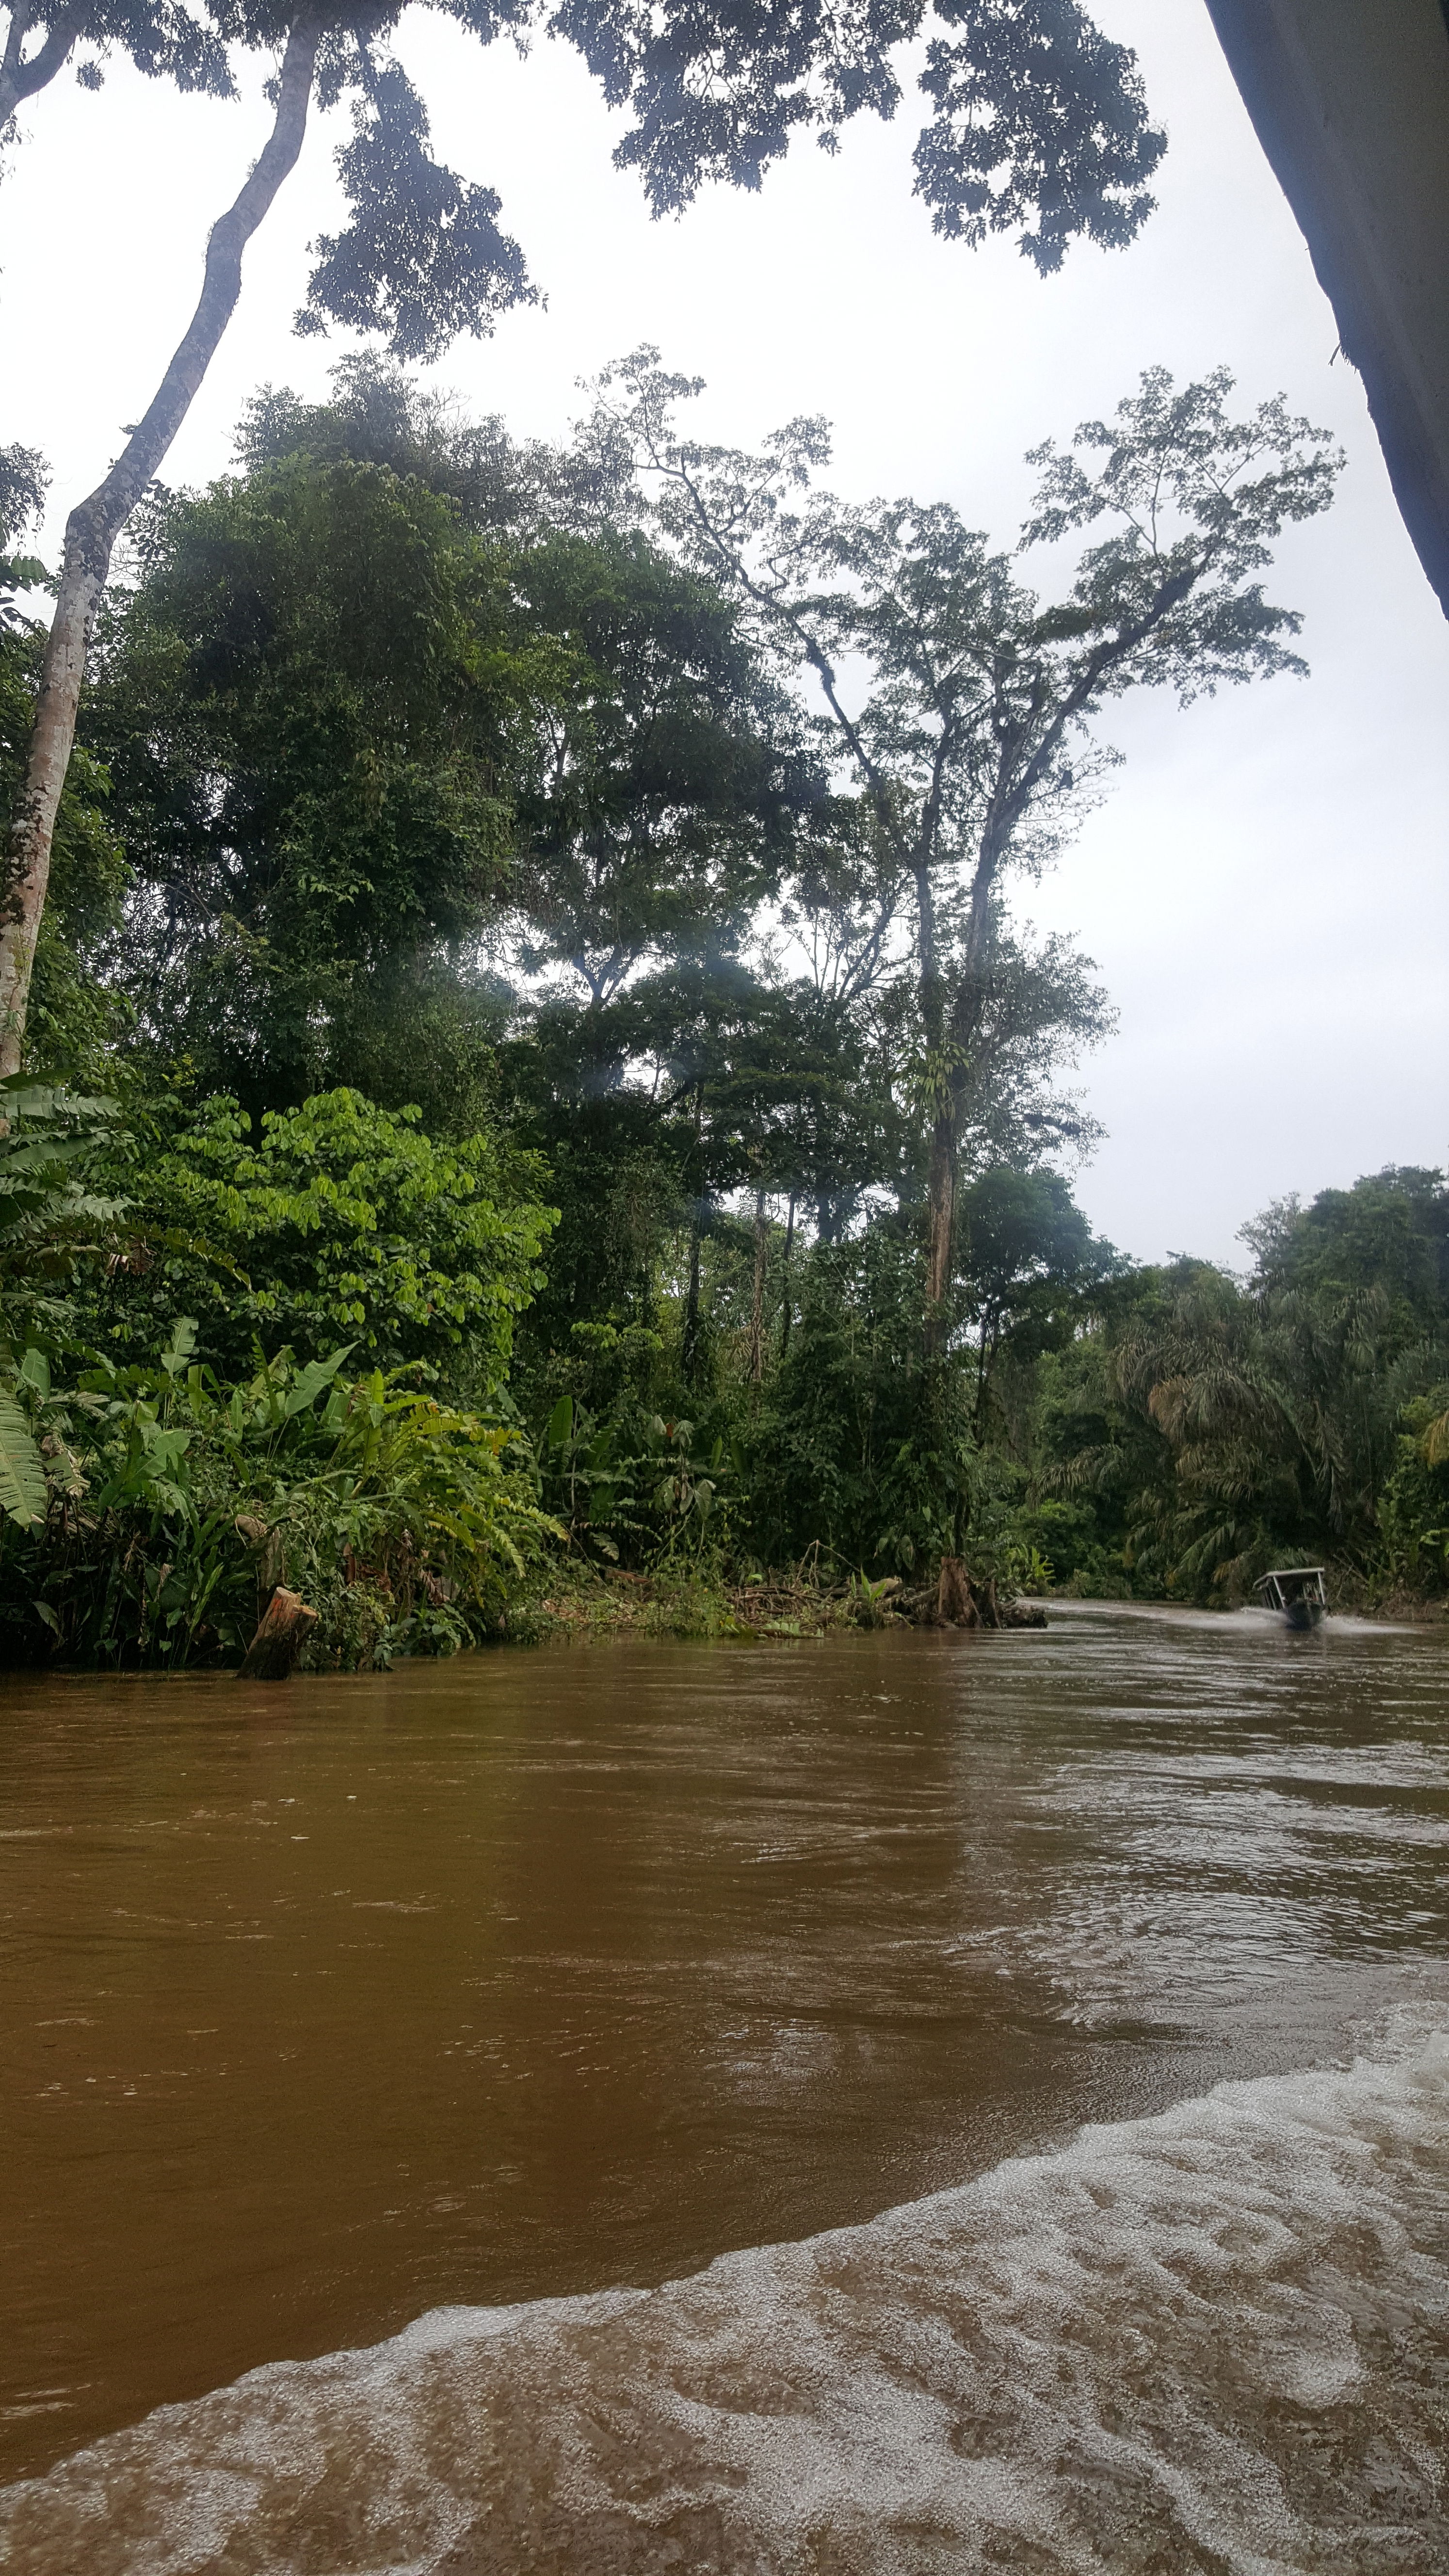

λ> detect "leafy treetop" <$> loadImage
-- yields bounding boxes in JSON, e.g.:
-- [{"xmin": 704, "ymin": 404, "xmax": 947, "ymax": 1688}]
[
  {"xmin": 4, "ymin": 0, "xmax": 1164, "ymax": 363},
  {"xmin": 1241, "ymin": 1167, "xmax": 1449, "ymax": 1336},
  {"xmin": 0, "ymin": 441, "xmax": 47, "ymax": 622}
]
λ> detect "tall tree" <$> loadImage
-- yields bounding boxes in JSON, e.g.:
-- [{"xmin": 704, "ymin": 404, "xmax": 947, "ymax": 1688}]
[
  {"xmin": 588, "ymin": 357, "xmax": 1341, "ymax": 1349},
  {"xmin": 0, "ymin": 0, "xmax": 1164, "ymax": 1069},
  {"xmin": 955, "ymin": 1162, "xmax": 1120, "ymax": 1435},
  {"xmin": 1242, "ymin": 1166, "xmax": 1449, "ymax": 1337},
  {"xmin": 1, "ymin": 444, "xmax": 126, "ymax": 1077},
  {"xmin": 85, "ymin": 446, "xmax": 535, "ymax": 1110},
  {"xmin": 87, "ymin": 430, "xmax": 821, "ymax": 1120},
  {"xmin": 505, "ymin": 527, "xmax": 804, "ymax": 1005}
]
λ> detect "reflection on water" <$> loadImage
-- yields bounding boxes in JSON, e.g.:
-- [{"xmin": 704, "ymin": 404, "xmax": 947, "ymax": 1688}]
[{"xmin": 1, "ymin": 1611, "xmax": 1447, "ymax": 2566}]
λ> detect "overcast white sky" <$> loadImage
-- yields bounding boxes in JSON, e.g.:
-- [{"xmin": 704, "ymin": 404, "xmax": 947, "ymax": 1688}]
[{"xmin": 5, "ymin": 0, "xmax": 1446, "ymax": 1265}]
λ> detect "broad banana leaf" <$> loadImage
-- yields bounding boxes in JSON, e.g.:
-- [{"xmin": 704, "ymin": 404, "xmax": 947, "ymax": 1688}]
[{"xmin": 0, "ymin": 1392, "xmax": 46, "ymax": 1527}]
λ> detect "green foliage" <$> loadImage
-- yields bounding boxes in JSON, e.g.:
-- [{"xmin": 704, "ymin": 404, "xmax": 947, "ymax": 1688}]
[
  {"xmin": 0, "ymin": 4, "xmax": 234, "ymax": 150},
  {"xmin": 1243, "ymin": 1168, "xmax": 1449, "ymax": 1338},
  {"xmin": 298, "ymin": 57, "xmax": 536, "ymax": 362},
  {"xmin": 958, "ymin": 1163, "xmax": 1122, "ymax": 1427},
  {"xmin": 87, "ymin": 452, "xmax": 537, "ymax": 1110},
  {"xmin": 233, "ymin": 356, "xmax": 555, "ymax": 532},
  {"xmin": 0, "ymin": 441, "xmax": 50, "ymax": 622},
  {"xmin": 1045, "ymin": 1203, "xmax": 1449, "ymax": 1600},
  {"xmin": 0, "ymin": 1381, "xmax": 47, "ymax": 1528},
  {"xmin": 1374, "ymin": 1393, "xmax": 1449, "ymax": 1591},
  {"xmin": 535, "ymin": 1374, "xmax": 736, "ymax": 1569},
  {"xmin": 557, "ymin": 0, "xmax": 1162, "ymax": 263},
  {"xmin": 742, "ymin": 1225, "xmax": 971, "ymax": 1573},
  {"xmin": 507, "ymin": 526, "xmax": 802, "ymax": 1000},
  {"xmin": 0, "ymin": 1325, "xmax": 557, "ymax": 1667},
  {"xmin": 7, "ymin": 353, "xmax": 1424, "ymax": 1651},
  {"xmin": 643, "ymin": 1413, "xmax": 727, "ymax": 1558},
  {"xmin": 2, "ymin": 621, "xmax": 130, "ymax": 1082},
  {"xmin": 0, "ymin": 1075, "xmax": 131, "ymax": 1523},
  {"xmin": 87, "ymin": 1085, "xmax": 555, "ymax": 1393},
  {"xmin": 0, "ymin": 1072, "xmax": 130, "ymax": 1350},
  {"xmin": 88, "ymin": 447, "xmax": 816, "ymax": 1135},
  {"xmin": 3, "ymin": 2, "xmax": 1164, "ymax": 304}
]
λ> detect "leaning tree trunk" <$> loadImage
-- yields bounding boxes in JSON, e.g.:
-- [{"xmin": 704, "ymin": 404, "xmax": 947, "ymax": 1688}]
[{"xmin": 0, "ymin": 13, "xmax": 321, "ymax": 1075}]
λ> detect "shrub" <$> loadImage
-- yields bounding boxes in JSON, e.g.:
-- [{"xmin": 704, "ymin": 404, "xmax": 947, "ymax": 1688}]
[
  {"xmin": 0, "ymin": 1072, "xmax": 129, "ymax": 1356},
  {"xmin": 1377, "ymin": 1391, "xmax": 1449, "ymax": 1593},
  {"xmin": 0, "ymin": 1324, "xmax": 558, "ymax": 1668},
  {"xmin": 87, "ymin": 1085, "xmax": 556, "ymax": 1394}
]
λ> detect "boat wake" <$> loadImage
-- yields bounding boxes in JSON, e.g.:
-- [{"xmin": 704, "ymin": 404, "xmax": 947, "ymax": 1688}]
[{"xmin": 4, "ymin": 2010, "xmax": 1447, "ymax": 2575}]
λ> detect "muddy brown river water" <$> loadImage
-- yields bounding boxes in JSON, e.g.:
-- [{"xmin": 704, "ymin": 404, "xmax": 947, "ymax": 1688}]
[{"xmin": 1, "ymin": 1608, "xmax": 1447, "ymax": 2571}]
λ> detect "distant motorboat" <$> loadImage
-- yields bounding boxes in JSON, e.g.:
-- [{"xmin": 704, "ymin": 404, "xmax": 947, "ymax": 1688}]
[{"xmin": 1253, "ymin": 1566, "xmax": 1328, "ymax": 1629}]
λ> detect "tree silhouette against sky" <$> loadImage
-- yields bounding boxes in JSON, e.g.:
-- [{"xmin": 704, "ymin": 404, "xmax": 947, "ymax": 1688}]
[{"xmin": 0, "ymin": 0, "xmax": 1165, "ymax": 1072}]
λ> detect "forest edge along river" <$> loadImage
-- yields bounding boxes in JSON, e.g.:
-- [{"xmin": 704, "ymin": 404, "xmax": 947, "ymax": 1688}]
[{"xmin": 2, "ymin": 1608, "xmax": 1447, "ymax": 2571}]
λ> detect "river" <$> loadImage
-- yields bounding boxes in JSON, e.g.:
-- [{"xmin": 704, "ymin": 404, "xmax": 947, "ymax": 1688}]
[{"xmin": 1, "ymin": 1607, "xmax": 1446, "ymax": 2570}]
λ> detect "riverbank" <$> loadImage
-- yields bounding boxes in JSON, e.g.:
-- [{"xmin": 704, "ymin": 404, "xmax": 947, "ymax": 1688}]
[
  {"xmin": 511, "ymin": 1559, "xmax": 1051, "ymax": 1645},
  {"xmin": 506, "ymin": 1554, "xmax": 1448, "ymax": 1649}
]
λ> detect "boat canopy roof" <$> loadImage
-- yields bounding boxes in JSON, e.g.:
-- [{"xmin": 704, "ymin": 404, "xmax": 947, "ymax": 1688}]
[{"xmin": 1254, "ymin": 1566, "xmax": 1325, "ymax": 1584}]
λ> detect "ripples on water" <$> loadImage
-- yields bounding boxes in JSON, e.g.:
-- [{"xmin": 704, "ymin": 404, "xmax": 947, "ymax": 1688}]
[{"xmin": 2, "ymin": 1608, "xmax": 1447, "ymax": 2571}]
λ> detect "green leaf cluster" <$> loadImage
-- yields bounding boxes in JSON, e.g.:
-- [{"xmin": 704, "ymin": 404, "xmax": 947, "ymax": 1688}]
[
  {"xmin": 86, "ymin": 1084, "xmax": 556, "ymax": 1394},
  {"xmin": 0, "ymin": 1072, "xmax": 130, "ymax": 1349},
  {"xmin": 0, "ymin": 1324, "xmax": 558, "ymax": 1665}
]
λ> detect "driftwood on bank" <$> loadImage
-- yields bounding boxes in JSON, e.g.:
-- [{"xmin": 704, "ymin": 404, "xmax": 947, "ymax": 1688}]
[{"xmin": 237, "ymin": 1587, "xmax": 318, "ymax": 1681}]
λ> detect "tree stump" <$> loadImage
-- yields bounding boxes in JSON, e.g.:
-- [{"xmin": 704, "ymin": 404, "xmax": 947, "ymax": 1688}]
[
  {"xmin": 237, "ymin": 1587, "xmax": 318, "ymax": 1681},
  {"xmin": 936, "ymin": 1557, "xmax": 977, "ymax": 1626},
  {"xmin": 936, "ymin": 1560, "xmax": 1007, "ymax": 1627}
]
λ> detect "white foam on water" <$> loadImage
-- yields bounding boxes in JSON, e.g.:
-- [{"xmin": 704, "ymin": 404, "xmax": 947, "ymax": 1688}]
[
  {"xmin": 1045, "ymin": 1600, "xmax": 1410, "ymax": 1638},
  {"xmin": 3, "ymin": 2010, "xmax": 1447, "ymax": 2576}
]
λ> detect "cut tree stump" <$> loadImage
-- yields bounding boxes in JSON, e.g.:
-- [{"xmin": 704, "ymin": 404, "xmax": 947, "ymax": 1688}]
[
  {"xmin": 935, "ymin": 1559, "xmax": 1005, "ymax": 1628},
  {"xmin": 936, "ymin": 1557, "xmax": 978, "ymax": 1626},
  {"xmin": 237, "ymin": 1587, "xmax": 318, "ymax": 1681}
]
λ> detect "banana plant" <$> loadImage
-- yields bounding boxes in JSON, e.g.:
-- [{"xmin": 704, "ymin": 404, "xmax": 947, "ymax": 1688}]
[
  {"xmin": 1, "ymin": 1330, "xmax": 558, "ymax": 1665},
  {"xmin": 537, "ymin": 1391, "xmax": 642, "ymax": 1559},
  {"xmin": 643, "ymin": 1415, "xmax": 730, "ymax": 1562}
]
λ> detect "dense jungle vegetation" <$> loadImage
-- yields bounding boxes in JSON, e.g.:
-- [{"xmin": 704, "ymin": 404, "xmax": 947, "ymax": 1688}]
[{"xmin": 1, "ymin": 362, "xmax": 1444, "ymax": 1665}]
